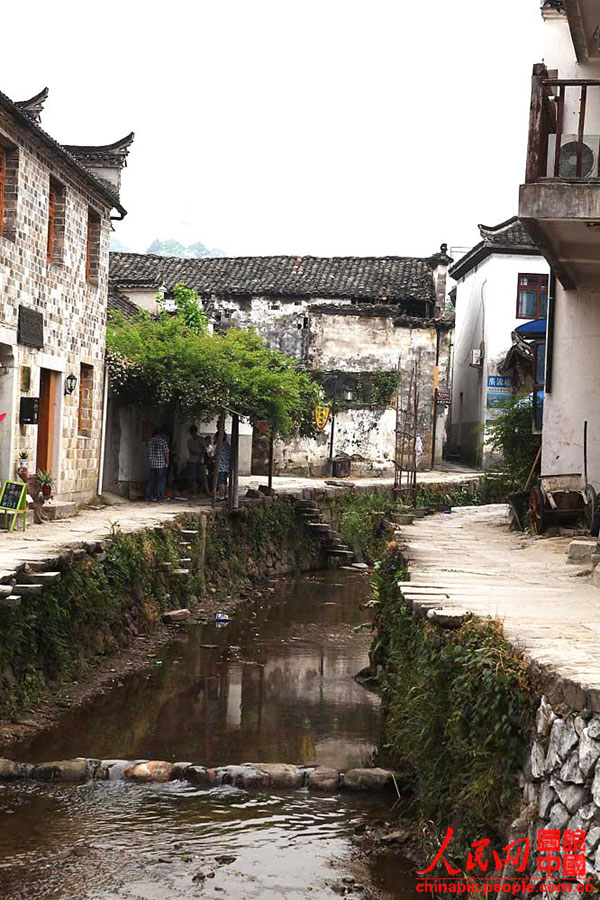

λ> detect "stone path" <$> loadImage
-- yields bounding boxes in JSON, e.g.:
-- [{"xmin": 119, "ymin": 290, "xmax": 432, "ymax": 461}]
[
  {"xmin": 0, "ymin": 467, "xmax": 479, "ymax": 581},
  {"xmin": 401, "ymin": 504, "xmax": 600, "ymax": 709}
]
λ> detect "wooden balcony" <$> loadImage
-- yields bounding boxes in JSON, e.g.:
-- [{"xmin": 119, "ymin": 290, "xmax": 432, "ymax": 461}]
[{"xmin": 519, "ymin": 64, "xmax": 600, "ymax": 289}]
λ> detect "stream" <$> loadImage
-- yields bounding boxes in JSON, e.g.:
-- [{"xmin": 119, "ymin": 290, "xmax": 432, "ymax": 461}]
[{"xmin": 0, "ymin": 570, "xmax": 419, "ymax": 900}]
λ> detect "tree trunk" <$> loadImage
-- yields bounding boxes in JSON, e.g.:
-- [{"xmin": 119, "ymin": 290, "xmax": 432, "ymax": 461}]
[
  {"xmin": 228, "ymin": 413, "xmax": 239, "ymax": 510},
  {"xmin": 211, "ymin": 410, "xmax": 225, "ymax": 508}
]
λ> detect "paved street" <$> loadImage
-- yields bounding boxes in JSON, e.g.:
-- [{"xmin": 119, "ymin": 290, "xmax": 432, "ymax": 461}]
[
  {"xmin": 0, "ymin": 467, "xmax": 479, "ymax": 582},
  {"xmin": 402, "ymin": 505, "xmax": 600, "ymax": 700}
]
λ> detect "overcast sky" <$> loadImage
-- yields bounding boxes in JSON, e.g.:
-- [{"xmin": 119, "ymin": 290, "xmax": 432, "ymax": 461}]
[{"xmin": 2, "ymin": 0, "xmax": 543, "ymax": 259}]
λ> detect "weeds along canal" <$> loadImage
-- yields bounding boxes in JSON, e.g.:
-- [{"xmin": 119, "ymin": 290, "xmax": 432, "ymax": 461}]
[{"xmin": 0, "ymin": 570, "xmax": 419, "ymax": 900}]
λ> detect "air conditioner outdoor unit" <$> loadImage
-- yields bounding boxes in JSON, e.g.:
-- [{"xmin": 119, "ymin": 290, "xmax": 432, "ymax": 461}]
[
  {"xmin": 469, "ymin": 348, "xmax": 482, "ymax": 368},
  {"xmin": 547, "ymin": 134, "xmax": 600, "ymax": 178}
]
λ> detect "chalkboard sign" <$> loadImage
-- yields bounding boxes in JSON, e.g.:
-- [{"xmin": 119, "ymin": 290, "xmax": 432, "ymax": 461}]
[
  {"xmin": 0, "ymin": 481, "xmax": 26, "ymax": 510},
  {"xmin": 0, "ymin": 481, "xmax": 27, "ymax": 532}
]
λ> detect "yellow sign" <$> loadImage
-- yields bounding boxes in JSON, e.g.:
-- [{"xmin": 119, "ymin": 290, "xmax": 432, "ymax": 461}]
[{"xmin": 313, "ymin": 405, "xmax": 331, "ymax": 430}]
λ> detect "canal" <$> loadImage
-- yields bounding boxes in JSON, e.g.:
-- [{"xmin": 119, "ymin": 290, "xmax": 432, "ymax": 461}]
[{"xmin": 0, "ymin": 570, "xmax": 418, "ymax": 899}]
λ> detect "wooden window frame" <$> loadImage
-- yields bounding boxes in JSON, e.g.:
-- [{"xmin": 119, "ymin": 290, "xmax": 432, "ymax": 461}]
[
  {"xmin": 77, "ymin": 363, "xmax": 94, "ymax": 438},
  {"xmin": 516, "ymin": 273, "xmax": 549, "ymax": 320},
  {"xmin": 85, "ymin": 208, "xmax": 101, "ymax": 284},
  {"xmin": 47, "ymin": 181, "xmax": 56, "ymax": 262}
]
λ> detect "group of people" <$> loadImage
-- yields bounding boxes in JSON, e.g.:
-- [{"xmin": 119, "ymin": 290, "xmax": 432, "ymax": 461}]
[{"xmin": 145, "ymin": 425, "xmax": 231, "ymax": 502}]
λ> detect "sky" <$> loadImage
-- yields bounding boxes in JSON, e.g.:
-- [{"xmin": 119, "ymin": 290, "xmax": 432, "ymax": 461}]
[{"xmin": 2, "ymin": 0, "xmax": 544, "ymax": 259}]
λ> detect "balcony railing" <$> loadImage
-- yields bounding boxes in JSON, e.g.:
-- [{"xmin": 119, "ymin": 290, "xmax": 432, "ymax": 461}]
[{"xmin": 525, "ymin": 63, "xmax": 600, "ymax": 184}]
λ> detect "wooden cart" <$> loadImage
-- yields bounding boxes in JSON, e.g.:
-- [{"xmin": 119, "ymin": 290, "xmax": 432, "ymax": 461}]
[{"xmin": 529, "ymin": 473, "xmax": 596, "ymax": 534}]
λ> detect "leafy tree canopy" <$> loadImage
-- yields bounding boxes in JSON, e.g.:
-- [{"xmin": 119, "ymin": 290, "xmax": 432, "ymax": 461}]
[
  {"xmin": 106, "ymin": 284, "xmax": 320, "ymax": 436},
  {"xmin": 146, "ymin": 238, "xmax": 225, "ymax": 258}
]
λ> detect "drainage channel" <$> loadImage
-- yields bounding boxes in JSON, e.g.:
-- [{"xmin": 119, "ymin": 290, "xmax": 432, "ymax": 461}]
[{"xmin": 0, "ymin": 570, "xmax": 418, "ymax": 900}]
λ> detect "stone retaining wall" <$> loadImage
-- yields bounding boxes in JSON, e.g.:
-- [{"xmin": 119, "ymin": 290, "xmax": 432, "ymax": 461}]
[{"xmin": 520, "ymin": 698, "xmax": 600, "ymax": 878}]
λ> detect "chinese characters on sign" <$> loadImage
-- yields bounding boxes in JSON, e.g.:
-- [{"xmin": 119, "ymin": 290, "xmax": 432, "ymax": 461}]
[{"xmin": 415, "ymin": 828, "xmax": 591, "ymax": 894}]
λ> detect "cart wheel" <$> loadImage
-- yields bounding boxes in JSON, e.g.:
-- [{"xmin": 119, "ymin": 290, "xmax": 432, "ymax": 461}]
[
  {"xmin": 587, "ymin": 485, "xmax": 600, "ymax": 536},
  {"xmin": 529, "ymin": 486, "xmax": 547, "ymax": 534}
]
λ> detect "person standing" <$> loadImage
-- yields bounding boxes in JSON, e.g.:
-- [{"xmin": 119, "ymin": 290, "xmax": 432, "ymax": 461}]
[
  {"xmin": 187, "ymin": 425, "xmax": 207, "ymax": 495},
  {"xmin": 205, "ymin": 433, "xmax": 216, "ymax": 494},
  {"xmin": 217, "ymin": 433, "xmax": 231, "ymax": 501},
  {"xmin": 145, "ymin": 428, "xmax": 170, "ymax": 501}
]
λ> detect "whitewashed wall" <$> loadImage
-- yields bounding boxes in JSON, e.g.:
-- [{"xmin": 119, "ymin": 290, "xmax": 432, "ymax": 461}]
[{"xmin": 450, "ymin": 253, "xmax": 549, "ymax": 466}]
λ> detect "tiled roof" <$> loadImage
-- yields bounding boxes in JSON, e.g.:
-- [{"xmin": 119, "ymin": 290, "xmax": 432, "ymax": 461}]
[
  {"xmin": 107, "ymin": 288, "xmax": 139, "ymax": 319},
  {"xmin": 109, "ymin": 252, "xmax": 438, "ymax": 304},
  {"xmin": 478, "ymin": 217, "xmax": 536, "ymax": 247},
  {"xmin": 449, "ymin": 217, "xmax": 540, "ymax": 281},
  {"xmin": 0, "ymin": 88, "xmax": 127, "ymax": 216}
]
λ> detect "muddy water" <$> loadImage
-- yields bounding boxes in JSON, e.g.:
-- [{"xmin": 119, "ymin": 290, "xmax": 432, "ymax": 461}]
[{"xmin": 0, "ymin": 571, "xmax": 418, "ymax": 900}]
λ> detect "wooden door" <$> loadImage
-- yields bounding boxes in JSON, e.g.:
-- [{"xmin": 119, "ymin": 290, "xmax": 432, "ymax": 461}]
[{"xmin": 36, "ymin": 369, "xmax": 57, "ymax": 473}]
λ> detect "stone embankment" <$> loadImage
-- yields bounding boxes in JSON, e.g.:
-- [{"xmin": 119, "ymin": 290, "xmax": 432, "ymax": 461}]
[
  {"xmin": 521, "ymin": 698, "xmax": 600, "ymax": 874},
  {"xmin": 0, "ymin": 757, "xmax": 397, "ymax": 793}
]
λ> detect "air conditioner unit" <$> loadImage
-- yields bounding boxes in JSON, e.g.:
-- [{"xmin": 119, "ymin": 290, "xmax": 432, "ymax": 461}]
[
  {"xmin": 469, "ymin": 349, "xmax": 482, "ymax": 368},
  {"xmin": 547, "ymin": 134, "xmax": 600, "ymax": 178}
]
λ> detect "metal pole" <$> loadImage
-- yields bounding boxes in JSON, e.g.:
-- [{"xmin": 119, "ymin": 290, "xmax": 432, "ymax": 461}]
[{"xmin": 328, "ymin": 375, "xmax": 338, "ymax": 475}]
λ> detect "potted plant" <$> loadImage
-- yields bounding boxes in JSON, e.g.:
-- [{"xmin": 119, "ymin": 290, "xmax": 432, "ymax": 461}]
[
  {"xmin": 36, "ymin": 469, "xmax": 54, "ymax": 498},
  {"xmin": 17, "ymin": 451, "xmax": 28, "ymax": 481}
]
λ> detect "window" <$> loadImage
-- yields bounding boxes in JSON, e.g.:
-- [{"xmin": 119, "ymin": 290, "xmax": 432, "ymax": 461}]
[
  {"xmin": 517, "ymin": 273, "xmax": 548, "ymax": 319},
  {"xmin": 47, "ymin": 179, "xmax": 65, "ymax": 264},
  {"xmin": 0, "ymin": 142, "xmax": 18, "ymax": 241},
  {"xmin": 85, "ymin": 208, "xmax": 101, "ymax": 283},
  {"xmin": 77, "ymin": 363, "xmax": 94, "ymax": 437}
]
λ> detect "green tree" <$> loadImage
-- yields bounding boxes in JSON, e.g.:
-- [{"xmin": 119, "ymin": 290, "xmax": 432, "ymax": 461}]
[
  {"xmin": 106, "ymin": 284, "xmax": 320, "ymax": 436},
  {"xmin": 485, "ymin": 394, "xmax": 540, "ymax": 486}
]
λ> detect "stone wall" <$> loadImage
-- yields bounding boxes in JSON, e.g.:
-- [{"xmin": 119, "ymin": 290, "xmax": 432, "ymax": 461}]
[
  {"xmin": 0, "ymin": 106, "xmax": 113, "ymax": 503},
  {"xmin": 522, "ymin": 697, "xmax": 600, "ymax": 878}
]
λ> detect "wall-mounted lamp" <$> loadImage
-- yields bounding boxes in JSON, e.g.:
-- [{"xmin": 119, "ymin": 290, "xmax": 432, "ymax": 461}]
[
  {"xmin": 64, "ymin": 373, "xmax": 78, "ymax": 396},
  {"xmin": 343, "ymin": 390, "xmax": 354, "ymax": 401}
]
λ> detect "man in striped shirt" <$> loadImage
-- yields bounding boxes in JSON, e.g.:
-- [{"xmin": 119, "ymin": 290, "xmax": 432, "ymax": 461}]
[{"xmin": 145, "ymin": 429, "xmax": 170, "ymax": 501}]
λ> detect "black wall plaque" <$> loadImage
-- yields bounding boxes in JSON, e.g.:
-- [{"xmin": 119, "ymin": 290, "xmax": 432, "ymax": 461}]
[
  {"xmin": 17, "ymin": 306, "xmax": 44, "ymax": 348},
  {"xmin": 20, "ymin": 396, "xmax": 39, "ymax": 425}
]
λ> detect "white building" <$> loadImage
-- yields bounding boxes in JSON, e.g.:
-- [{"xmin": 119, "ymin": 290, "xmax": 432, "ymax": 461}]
[
  {"xmin": 448, "ymin": 218, "xmax": 549, "ymax": 467},
  {"xmin": 519, "ymin": 1, "xmax": 600, "ymax": 489},
  {"xmin": 105, "ymin": 249, "xmax": 453, "ymax": 494}
]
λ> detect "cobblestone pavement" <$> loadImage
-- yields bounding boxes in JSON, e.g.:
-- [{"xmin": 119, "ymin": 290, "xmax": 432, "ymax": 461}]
[
  {"xmin": 402, "ymin": 504, "xmax": 600, "ymax": 705},
  {"xmin": 0, "ymin": 466, "xmax": 479, "ymax": 580}
]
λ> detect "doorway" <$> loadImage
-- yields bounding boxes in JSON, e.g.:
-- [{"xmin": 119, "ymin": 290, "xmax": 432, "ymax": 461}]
[
  {"xmin": 0, "ymin": 344, "xmax": 16, "ymax": 480},
  {"xmin": 36, "ymin": 368, "xmax": 59, "ymax": 474}
]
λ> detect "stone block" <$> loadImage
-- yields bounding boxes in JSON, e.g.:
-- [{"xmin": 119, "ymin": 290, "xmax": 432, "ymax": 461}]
[
  {"xmin": 536, "ymin": 696, "xmax": 555, "ymax": 737},
  {"xmin": 308, "ymin": 767, "xmax": 340, "ymax": 792},
  {"xmin": 31, "ymin": 758, "xmax": 88, "ymax": 782},
  {"xmin": 162, "ymin": 609, "xmax": 191, "ymax": 624},
  {"xmin": 545, "ymin": 718, "xmax": 578, "ymax": 773},
  {"xmin": 0, "ymin": 758, "xmax": 31, "ymax": 780},
  {"xmin": 579, "ymin": 729, "xmax": 600, "ymax": 777},
  {"xmin": 252, "ymin": 763, "xmax": 303, "ymax": 790},
  {"xmin": 568, "ymin": 540, "xmax": 596, "ymax": 562},
  {"xmin": 342, "ymin": 768, "xmax": 393, "ymax": 792},
  {"xmin": 185, "ymin": 766, "xmax": 218, "ymax": 788},
  {"xmin": 123, "ymin": 760, "xmax": 174, "ymax": 782}
]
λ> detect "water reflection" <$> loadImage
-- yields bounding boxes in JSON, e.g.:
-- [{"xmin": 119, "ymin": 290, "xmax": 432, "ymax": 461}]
[
  {"xmin": 0, "ymin": 570, "xmax": 417, "ymax": 900},
  {"xmin": 18, "ymin": 572, "xmax": 380, "ymax": 768}
]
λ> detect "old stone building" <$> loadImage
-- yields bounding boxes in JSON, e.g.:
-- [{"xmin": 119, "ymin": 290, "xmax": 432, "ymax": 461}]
[
  {"xmin": 109, "ymin": 248, "xmax": 453, "ymax": 482},
  {"xmin": 0, "ymin": 87, "xmax": 132, "ymax": 505}
]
